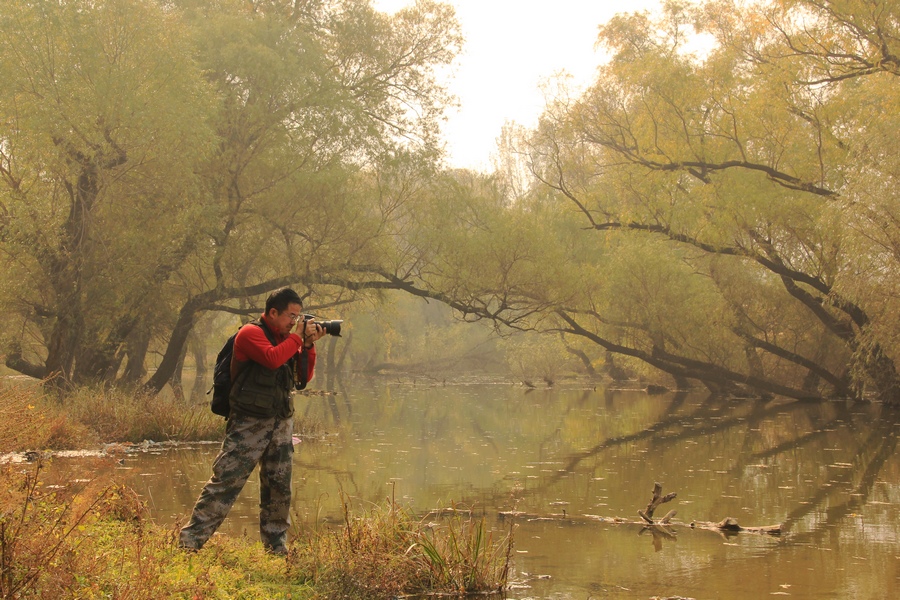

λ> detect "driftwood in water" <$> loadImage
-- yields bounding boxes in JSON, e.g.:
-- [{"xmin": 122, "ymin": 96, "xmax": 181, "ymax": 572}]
[
  {"xmin": 638, "ymin": 482, "xmax": 677, "ymax": 524},
  {"xmin": 636, "ymin": 483, "xmax": 679, "ymax": 549},
  {"xmin": 497, "ymin": 511, "xmax": 782, "ymax": 537},
  {"xmin": 690, "ymin": 517, "xmax": 782, "ymax": 536},
  {"xmin": 638, "ymin": 483, "xmax": 781, "ymax": 537},
  {"xmin": 497, "ymin": 483, "xmax": 782, "ymax": 538}
]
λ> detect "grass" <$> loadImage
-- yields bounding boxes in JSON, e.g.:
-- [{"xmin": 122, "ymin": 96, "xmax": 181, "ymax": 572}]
[
  {"xmin": 0, "ymin": 457, "xmax": 313, "ymax": 598},
  {"xmin": 293, "ymin": 496, "xmax": 511, "ymax": 599},
  {"xmin": 0, "ymin": 379, "xmax": 512, "ymax": 598},
  {"xmin": 0, "ymin": 378, "xmax": 226, "ymax": 449},
  {"xmin": 60, "ymin": 384, "xmax": 226, "ymax": 444}
]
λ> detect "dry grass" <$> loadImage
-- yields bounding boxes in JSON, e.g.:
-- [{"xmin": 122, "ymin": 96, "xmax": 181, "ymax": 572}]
[
  {"xmin": 0, "ymin": 458, "xmax": 141, "ymax": 598},
  {"xmin": 0, "ymin": 458, "xmax": 312, "ymax": 598},
  {"xmin": 291, "ymin": 496, "xmax": 511, "ymax": 599},
  {"xmin": 0, "ymin": 379, "xmax": 96, "ymax": 451},
  {"xmin": 0, "ymin": 460, "xmax": 509, "ymax": 599},
  {"xmin": 63, "ymin": 385, "xmax": 225, "ymax": 443},
  {"xmin": 0, "ymin": 379, "xmax": 225, "ymax": 452}
]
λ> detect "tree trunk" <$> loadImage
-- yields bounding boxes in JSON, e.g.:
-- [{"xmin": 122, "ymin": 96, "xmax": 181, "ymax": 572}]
[
  {"xmin": 121, "ymin": 327, "xmax": 151, "ymax": 385},
  {"xmin": 43, "ymin": 252, "xmax": 83, "ymax": 387},
  {"xmin": 564, "ymin": 342, "xmax": 597, "ymax": 377},
  {"xmin": 143, "ymin": 298, "xmax": 203, "ymax": 395},
  {"xmin": 860, "ymin": 347, "xmax": 900, "ymax": 405},
  {"xmin": 141, "ymin": 277, "xmax": 298, "ymax": 395}
]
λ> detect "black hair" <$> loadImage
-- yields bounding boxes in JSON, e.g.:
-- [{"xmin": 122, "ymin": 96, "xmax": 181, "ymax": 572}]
[{"xmin": 265, "ymin": 287, "xmax": 303, "ymax": 314}]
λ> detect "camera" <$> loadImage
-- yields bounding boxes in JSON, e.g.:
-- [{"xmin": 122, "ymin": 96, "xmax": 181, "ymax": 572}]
[{"xmin": 303, "ymin": 314, "xmax": 343, "ymax": 337}]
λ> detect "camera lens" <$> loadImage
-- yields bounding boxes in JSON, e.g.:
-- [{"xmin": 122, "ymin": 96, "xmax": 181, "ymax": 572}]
[
  {"xmin": 302, "ymin": 315, "xmax": 343, "ymax": 336},
  {"xmin": 320, "ymin": 320, "xmax": 342, "ymax": 336}
]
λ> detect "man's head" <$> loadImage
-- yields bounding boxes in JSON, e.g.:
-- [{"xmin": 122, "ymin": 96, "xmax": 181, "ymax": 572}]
[{"xmin": 263, "ymin": 287, "xmax": 303, "ymax": 335}]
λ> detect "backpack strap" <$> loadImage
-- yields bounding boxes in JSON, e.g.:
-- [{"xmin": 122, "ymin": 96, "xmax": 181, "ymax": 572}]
[
  {"xmin": 296, "ymin": 350, "xmax": 309, "ymax": 390},
  {"xmin": 255, "ymin": 318, "xmax": 277, "ymax": 345}
]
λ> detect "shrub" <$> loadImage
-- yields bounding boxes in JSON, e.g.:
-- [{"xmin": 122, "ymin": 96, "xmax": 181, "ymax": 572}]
[
  {"xmin": 0, "ymin": 379, "xmax": 96, "ymax": 451},
  {"xmin": 0, "ymin": 458, "xmax": 122, "ymax": 597}
]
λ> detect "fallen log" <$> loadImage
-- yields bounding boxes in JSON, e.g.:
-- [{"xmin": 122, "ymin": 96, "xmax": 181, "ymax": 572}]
[
  {"xmin": 497, "ymin": 511, "xmax": 782, "ymax": 536},
  {"xmin": 496, "ymin": 485, "xmax": 783, "ymax": 538},
  {"xmin": 690, "ymin": 517, "xmax": 782, "ymax": 536},
  {"xmin": 638, "ymin": 483, "xmax": 781, "ymax": 536}
]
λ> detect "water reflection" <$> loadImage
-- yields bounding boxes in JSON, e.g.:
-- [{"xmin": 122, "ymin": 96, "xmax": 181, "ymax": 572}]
[{"xmin": 60, "ymin": 381, "xmax": 900, "ymax": 598}]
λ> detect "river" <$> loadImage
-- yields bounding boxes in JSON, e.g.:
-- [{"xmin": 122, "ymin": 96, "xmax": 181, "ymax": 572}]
[{"xmin": 60, "ymin": 379, "xmax": 900, "ymax": 599}]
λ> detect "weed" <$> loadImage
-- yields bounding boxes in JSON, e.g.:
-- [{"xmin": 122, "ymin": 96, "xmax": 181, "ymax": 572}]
[
  {"xmin": 0, "ymin": 379, "xmax": 96, "ymax": 451},
  {"xmin": 0, "ymin": 458, "xmax": 113, "ymax": 597},
  {"xmin": 64, "ymin": 385, "xmax": 225, "ymax": 442},
  {"xmin": 292, "ymin": 496, "xmax": 511, "ymax": 599},
  {"xmin": 414, "ymin": 508, "xmax": 512, "ymax": 594}
]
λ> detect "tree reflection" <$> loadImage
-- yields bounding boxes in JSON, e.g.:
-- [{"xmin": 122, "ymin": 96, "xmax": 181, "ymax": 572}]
[
  {"xmin": 784, "ymin": 406, "xmax": 899, "ymax": 541},
  {"xmin": 520, "ymin": 389, "xmax": 899, "ymax": 543}
]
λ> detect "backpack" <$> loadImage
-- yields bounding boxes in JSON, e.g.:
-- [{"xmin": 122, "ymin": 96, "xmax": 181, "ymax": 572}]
[
  {"xmin": 208, "ymin": 328, "xmax": 242, "ymax": 418},
  {"xmin": 207, "ymin": 320, "xmax": 308, "ymax": 418}
]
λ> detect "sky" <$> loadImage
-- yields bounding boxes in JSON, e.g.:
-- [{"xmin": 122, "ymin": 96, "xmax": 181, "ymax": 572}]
[{"xmin": 373, "ymin": 0, "xmax": 661, "ymax": 172}]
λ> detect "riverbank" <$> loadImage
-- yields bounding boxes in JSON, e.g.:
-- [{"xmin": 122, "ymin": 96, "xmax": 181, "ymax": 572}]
[
  {"xmin": 0, "ymin": 380, "xmax": 510, "ymax": 598},
  {"xmin": 3, "ymin": 456, "xmax": 508, "ymax": 599}
]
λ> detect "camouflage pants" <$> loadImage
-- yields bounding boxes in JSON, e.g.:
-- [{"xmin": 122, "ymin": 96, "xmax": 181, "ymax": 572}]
[{"xmin": 179, "ymin": 412, "xmax": 294, "ymax": 552}]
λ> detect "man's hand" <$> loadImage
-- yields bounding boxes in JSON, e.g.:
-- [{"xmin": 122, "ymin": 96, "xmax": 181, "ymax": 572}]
[{"xmin": 301, "ymin": 320, "xmax": 326, "ymax": 347}]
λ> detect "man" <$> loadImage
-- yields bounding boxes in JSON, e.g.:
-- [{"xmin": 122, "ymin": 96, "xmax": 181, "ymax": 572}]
[{"xmin": 179, "ymin": 287, "xmax": 325, "ymax": 554}]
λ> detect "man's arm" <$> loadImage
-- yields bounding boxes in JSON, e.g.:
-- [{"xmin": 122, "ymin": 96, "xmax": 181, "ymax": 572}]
[{"xmin": 234, "ymin": 325, "xmax": 302, "ymax": 369}]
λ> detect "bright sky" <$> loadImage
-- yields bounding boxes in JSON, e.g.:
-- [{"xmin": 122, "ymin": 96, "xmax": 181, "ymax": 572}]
[{"xmin": 374, "ymin": 0, "xmax": 661, "ymax": 172}]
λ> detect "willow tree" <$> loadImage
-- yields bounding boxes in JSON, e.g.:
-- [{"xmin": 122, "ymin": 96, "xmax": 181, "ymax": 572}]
[
  {"xmin": 143, "ymin": 0, "xmax": 462, "ymax": 393},
  {"xmin": 0, "ymin": 0, "xmax": 462, "ymax": 392},
  {"xmin": 510, "ymin": 0, "xmax": 900, "ymax": 402},
  {"xmin": 0, "ymin": 0, "xmax": 217, "ymax": 386}
]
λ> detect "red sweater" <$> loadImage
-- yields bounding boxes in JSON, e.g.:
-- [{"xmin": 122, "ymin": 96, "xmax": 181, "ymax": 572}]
[{"xmin": 231, "ymin": 319, "xmax": 317, "ymax": 384}]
